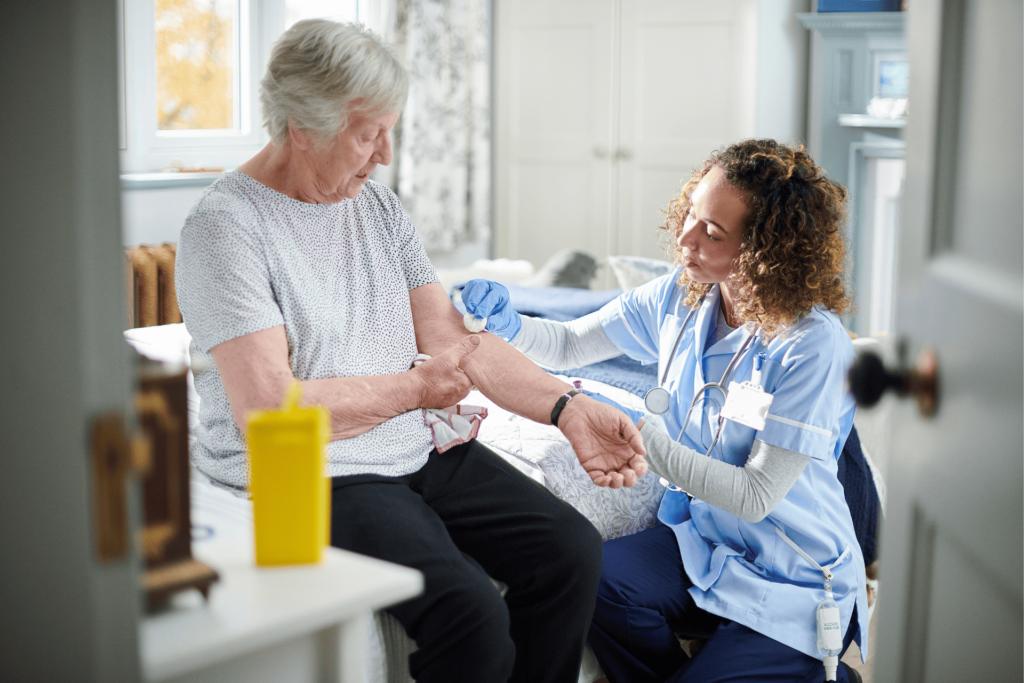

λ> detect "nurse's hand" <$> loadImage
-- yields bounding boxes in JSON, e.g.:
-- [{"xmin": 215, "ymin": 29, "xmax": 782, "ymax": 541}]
[
  {"xmin": 582, "ymin": 390, "xmax": 644, "ymax": 425},
  {"xmin": 558, "ymin": 394, "xmax": 648, "ymax": 488},
  {"xmin": 461, "ymin": 279, "xmax": 523, "ymax": 341}
]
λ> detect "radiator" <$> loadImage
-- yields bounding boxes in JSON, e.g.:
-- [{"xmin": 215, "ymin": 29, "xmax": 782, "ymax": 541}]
[{"xmin": 125, "ymin": 244, "xmax": 182, "ymax": 328}]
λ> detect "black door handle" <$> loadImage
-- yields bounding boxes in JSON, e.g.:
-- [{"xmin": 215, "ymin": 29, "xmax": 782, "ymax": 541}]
[{"xmin": 848, "ymin": 348, "xmax": 939, "ymax": 417}]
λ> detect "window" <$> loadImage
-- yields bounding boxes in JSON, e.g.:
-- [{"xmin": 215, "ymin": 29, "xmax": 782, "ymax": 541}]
[
  {"xmin": 156, "ymin": 0, "xmax": 240, "ymax": 132},
  {"xmin": 120, "ymin": 0, "xmax": 374, "ymax": 174}
]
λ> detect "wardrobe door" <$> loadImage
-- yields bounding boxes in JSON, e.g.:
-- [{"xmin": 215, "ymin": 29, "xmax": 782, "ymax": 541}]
[
  {"xmin": 494, "ymin": 0, "xmax": 617, "ymax": 286},
  {"xmin": 616, "ymin": 0, "xmax": 757, "ymax": 260}
]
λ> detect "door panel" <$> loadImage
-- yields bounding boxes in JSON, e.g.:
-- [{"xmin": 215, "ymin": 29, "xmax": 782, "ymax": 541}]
[
  {"xmin": 617, "ymin": 0, "xmax": 752, "ymax": 259},
  {"xmin": 495, "ymin": 0, "xmax": 616, "ymax": 283},
  {"xmin": 943, "ymin": 1, "xmax": 1023, "ymax": 268},
  {"xmin": 873, "ymin": 2, "xmax": 1023, "ymax": 681},
  {"xmin": 920, "ymin": 530, "xmax": 1023, "ymax": 682},
  {"xmin": 511, "ymin": 162, "xmax": 607, "ymax": 267}
]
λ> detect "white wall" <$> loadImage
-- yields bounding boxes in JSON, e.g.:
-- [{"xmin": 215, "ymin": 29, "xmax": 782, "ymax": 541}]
[
  {"xmin": 123, "ymin": 185, "xmax": 207, "ymax": 246},
  {"xmin": 754, "ymin": 0, "xmax": 811, "ymax": 144}
]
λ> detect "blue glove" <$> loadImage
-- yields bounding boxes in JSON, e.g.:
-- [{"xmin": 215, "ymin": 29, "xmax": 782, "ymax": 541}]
[
  {"xmin": 461, "ymin": 279, "xmax": 523, "ymax": 341},
  {"xmin": 582, "ymin": 390, "xmax": 644, "ymax": 426}
]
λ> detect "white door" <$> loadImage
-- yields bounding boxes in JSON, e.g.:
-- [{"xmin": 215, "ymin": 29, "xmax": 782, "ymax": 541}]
[
  {"xmin": 616, "ymin": 0, "xmax": 756, "ymax": 260},
  {"xmin": 494, "ymin": 0, "xmax": 617, "ymax": 283},
  {"xmin": 872, "ymin": 2, "xmax": 1023, "ymax": 681},
  {"xmin": 0, "ymin": 0, "xmax": 143, "ymax": 681}
]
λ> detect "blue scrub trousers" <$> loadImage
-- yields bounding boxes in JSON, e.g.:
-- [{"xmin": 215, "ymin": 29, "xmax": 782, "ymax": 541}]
[{"xmin": 589, "ymin": 523, "xmax": 859, "ymax": 683}]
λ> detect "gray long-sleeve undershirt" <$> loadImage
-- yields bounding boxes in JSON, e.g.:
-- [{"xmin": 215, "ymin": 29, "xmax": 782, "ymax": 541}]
[{"xmin": 511, "ymin": 314, "xmax": 810, "ymax": 523}]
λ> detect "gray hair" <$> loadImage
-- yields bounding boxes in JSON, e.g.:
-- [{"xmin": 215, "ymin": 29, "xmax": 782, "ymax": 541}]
[{"xmin": 260, "ymin": 19, "xmax": 408, "ymax": 144}]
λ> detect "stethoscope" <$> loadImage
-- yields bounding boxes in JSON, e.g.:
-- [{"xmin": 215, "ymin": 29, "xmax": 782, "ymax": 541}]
[{"xmin": 644, "ymin": 294, "xmax": 761, "ymax": 457}]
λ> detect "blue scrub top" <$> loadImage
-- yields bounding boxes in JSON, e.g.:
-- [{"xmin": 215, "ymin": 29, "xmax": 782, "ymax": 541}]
[{"xmin": 598, "ymin": 270, "xmax": 869, "ymax": 662}]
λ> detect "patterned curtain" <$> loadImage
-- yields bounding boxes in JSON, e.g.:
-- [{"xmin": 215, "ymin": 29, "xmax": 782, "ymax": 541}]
[{"xmin": 392, "ymin": 0, "xmax": 491, "ymax": 253}]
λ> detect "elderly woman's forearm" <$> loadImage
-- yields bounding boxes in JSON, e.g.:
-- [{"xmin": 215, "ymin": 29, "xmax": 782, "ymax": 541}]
[
  {"xmin": 459, "ymin": 332, "xmax": 572, "ymax": 424},
  {"xmin": 302, "ymin": 373, "xmax": 423, "ymax": 440}
]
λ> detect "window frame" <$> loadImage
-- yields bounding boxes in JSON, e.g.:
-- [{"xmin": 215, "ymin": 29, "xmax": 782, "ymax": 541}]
[
  {"xmin": 119, "ymin": 0, "xmax": 386, "ymax": 174},
  {"xmin": 120, "ymin": 0, "xmax": 284, "ymax": 173}
]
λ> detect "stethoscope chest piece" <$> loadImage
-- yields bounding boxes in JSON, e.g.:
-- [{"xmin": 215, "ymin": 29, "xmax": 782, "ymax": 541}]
[{"xmin": 644, "ymin": 386, "xmax": 671, "ymax": 415}]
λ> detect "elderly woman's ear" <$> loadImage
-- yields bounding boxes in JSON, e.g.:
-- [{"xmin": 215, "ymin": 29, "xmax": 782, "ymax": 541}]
[{"xmin": 287, "ymin": 121, "xmax": 314, "ymax": 150}]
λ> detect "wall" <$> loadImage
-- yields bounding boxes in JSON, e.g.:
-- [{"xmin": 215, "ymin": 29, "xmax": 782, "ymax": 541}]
[
  {"xmin": 123, "ymin": 185, "xmax": 207, "ymax": 246},
  {"xmin": 755, "ymin": 0, "xmax": 811, "ymax": 144}
]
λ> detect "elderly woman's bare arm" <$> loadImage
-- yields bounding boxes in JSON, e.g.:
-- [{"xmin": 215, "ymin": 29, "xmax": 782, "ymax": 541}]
[
  {"xmin": 210, "ymin": 325, "xmax": 479, "ymax": 441},
  {"xmin": 409, "ymin": 283, "xmax": 648, "ymax": 486}
]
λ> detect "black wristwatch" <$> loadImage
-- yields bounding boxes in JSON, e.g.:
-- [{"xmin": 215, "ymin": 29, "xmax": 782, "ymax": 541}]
[{"xmin": 550, "ymin": 389, "xmax": 582, "ymax": 428}]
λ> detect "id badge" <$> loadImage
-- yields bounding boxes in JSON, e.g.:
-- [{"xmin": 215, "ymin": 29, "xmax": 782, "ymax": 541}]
[{"xmin": 720, "ymin": 381, "xmax": 773, "ymax": 431}]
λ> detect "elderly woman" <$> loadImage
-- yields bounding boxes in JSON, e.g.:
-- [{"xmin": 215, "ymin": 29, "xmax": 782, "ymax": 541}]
[
  {"xmin": 176, "ymin": 19, "xmax": 647, "ymax": 683},
  {"xmin": 463, "ymin": 140, "xmax": 869, "ymax": 683}
]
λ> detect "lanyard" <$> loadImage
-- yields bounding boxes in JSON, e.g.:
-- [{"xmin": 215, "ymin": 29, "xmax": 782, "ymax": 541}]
[
  {"xmin": 777, "ymin": 528, "xmax": 851, "ymax": 681},
  {"xmin": 775, "ymin": 528, "xmax": 850, "ymax": 587}
]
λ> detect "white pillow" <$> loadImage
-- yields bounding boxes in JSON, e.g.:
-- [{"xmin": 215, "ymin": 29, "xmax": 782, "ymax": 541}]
[
  {"xmin": 123, "ymin": 322, "xmax": 193, "ymax": 367},
  {"xmin": 607, "ymin": 255, "xmax": 674, "ymax": 292}
]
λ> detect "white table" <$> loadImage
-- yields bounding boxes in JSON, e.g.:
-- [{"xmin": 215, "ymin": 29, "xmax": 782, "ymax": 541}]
[{"xmin": 140, "ymin": 483, "xmax": 423, "ymax": 683}]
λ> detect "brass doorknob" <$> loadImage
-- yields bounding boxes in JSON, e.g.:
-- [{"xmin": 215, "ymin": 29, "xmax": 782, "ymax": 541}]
[{"xmin": 848, "ymin": 347, "xmax": 939, "ymax": 417}]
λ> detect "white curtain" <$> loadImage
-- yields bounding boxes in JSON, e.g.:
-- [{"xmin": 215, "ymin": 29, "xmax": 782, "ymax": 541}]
[{"xmin": 391, "ymin": 0, "xmax": 491, "ymax": 253}]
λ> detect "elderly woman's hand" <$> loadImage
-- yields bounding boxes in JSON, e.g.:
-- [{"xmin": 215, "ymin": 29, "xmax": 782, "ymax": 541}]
[
  {"xmin": 410, "ymin": 335, "xmax": 482, "ymax": 409},
  {"xmin": 558, "ymin": 395, "xmax": 648, "ymax": 488}
]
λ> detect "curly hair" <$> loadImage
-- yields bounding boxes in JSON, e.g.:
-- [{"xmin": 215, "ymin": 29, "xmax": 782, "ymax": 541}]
[{"xmin": 662, "ymin": 139, "xmax": 852, "ymax": 338}]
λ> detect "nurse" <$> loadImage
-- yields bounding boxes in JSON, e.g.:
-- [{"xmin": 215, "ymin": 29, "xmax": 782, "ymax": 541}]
[{"xmin": 462, "ymin": 139, "xmax": 869, "ymax": 683}]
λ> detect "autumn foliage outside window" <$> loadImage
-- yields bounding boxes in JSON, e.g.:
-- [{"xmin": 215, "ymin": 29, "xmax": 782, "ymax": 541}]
[{"xmin": 155, "ymin": 0, "xmax": 239, "ymax": 131}]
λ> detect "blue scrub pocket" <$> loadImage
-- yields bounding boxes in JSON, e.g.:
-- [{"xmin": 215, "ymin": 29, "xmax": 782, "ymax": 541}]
[
  {"xmin": 657, "ymin": 489, "xmax": 692, "ymax": 526},
  {"xmin": 754, "ymin": 356, "xmax": 784, "ymax": 393}
]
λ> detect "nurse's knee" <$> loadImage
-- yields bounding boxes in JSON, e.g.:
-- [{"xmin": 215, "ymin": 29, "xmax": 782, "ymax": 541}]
[{"xmin": 596, "ymin": 532, "xmax": 648, "ymax": 604}]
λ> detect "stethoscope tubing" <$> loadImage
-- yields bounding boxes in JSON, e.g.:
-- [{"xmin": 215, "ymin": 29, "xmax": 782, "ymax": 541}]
[{"xmin": 645, "ymin": 293, "xmax": 761, "ymax": 475}]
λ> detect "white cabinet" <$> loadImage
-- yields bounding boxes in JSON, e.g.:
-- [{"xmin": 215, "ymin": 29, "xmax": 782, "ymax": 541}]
[{"xmin": 494, "ymin": 0, "xmax": 811, "ymax": 286}]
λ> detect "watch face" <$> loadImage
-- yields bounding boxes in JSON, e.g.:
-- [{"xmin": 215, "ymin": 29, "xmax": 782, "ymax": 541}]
[{"xmin": 645, "ymin": 387, "xmax": 671, "ymax": 415}]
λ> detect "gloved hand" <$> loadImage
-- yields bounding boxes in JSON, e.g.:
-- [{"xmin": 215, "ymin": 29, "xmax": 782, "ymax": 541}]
[
  {"xmin": 461, "ymin": 279, "xmax": 523, "ymax": 341},
  {"xmin": 582, "ymin": 390, "xmax": 644, "ymax": 426}
]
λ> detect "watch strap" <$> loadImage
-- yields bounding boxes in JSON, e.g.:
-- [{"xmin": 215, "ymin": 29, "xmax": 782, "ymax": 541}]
[{"xmin": 550, "ymin": 389, "xmax": 581, "ymax": 428}]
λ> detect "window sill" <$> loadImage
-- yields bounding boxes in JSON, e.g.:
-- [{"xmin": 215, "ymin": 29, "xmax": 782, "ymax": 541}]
[
  {"xmin": 121, "ymin": 172, "xmax": 225, "ymax": 191},
  {"xmin": 838, "ymin": 114, "xmax": 906, "ymax": 129}
]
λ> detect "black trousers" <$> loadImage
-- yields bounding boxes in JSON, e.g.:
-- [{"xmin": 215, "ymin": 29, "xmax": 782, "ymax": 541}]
[{"xmin": 330, "ymin": 440, "xmax": 603, "ymax": 683}]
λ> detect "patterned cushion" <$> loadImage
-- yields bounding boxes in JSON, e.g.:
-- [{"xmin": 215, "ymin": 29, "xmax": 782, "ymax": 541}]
[{"xmin": 607, "ymin": 255, "xmax": 674, "ymax": 292}]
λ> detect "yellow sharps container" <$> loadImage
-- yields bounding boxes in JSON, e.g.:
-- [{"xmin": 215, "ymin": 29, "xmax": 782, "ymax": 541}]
[{"xmin": 246, "ymin": 382, "xmax": 330, "ymax": 566}]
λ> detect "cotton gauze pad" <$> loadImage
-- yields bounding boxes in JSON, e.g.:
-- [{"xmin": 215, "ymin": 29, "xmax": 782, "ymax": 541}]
[{"xmin": 463, "ymin": 312, "xmax": 487, "ymax": 333}]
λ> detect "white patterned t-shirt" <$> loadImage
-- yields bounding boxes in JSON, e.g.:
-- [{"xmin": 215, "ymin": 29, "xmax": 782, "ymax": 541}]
[{"xmin": 176, "ymin": 172, "xmax": 438, "ymax": 493}]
